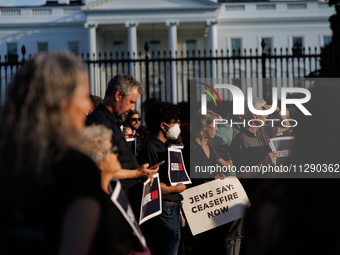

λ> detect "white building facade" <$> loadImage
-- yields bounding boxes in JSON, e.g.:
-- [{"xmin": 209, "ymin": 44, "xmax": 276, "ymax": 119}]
[{"xmin": 0, "ymin": 0, "xmax": 334, "ymax": 103}]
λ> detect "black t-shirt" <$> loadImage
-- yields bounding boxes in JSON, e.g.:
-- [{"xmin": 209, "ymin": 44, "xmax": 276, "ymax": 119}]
[
  {"xmin": 137, "ymin": 136, "xmax": 183, "ymax": 202},
  {"xmin": 232, "ymin": 126, "xmax": 278, "ymax": 169},
  {"xmin": 5, "ymin": 149, "xmax": 144, "ymax": 255},
  {"xmin": 232, "ymin": 126, "xmax": 278, "ymax": 199},
  {"xmin": 87, "ymin": 103, "xmax": 140, "ymax": 193},
  {"xmin": 184, "ymin": 140, "xmax": 220, "ymax": 186}
]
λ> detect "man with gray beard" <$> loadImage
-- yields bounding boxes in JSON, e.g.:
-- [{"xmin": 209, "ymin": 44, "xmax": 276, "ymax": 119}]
[{"xmin": 87, "ymin": 74, "xmax": 157, "ymax": 196}]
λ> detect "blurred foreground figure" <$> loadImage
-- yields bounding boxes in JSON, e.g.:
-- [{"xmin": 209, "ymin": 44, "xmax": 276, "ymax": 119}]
[
  {"xmin": 81, "ymin": 125, "xmax": 151, "ymax": 254},
  {"xmin": 243, "ymin": 82, "xmax": 340, "ymax": 255},
  {"xmin": 0, "ymin": 53, "xmax": 117, "ymax": 254}
]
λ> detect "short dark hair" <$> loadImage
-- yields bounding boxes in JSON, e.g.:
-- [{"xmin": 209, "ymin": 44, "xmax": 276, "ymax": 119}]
[
  {"xmin": 105, "ymin": 73, "xmax": 144, "ymax": 98},
  {"xmin": 145, "ymin": 102, "xmax": 181, "ymax": 135},
  {"xmin": 128, "ymin": 109, "xmax": 140, "ymax": 117}
]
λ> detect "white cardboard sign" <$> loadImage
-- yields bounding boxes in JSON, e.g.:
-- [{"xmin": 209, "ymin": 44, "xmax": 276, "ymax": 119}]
[{"xmin": 181, "ymin": 177, "xmax": 249, "ymax": 235}]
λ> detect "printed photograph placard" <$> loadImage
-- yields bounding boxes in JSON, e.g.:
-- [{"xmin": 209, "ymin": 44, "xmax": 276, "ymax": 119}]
[
  {"xmin": 111, "ymin": 180, "xmax": 146, "ymax": 247},
  {"xmin": 269, "ymin": 136, "xmax": 295, "ymax": 166},
  {"xmin": 167, "ymin": 147, "xmax": 192, "ymax": 186},
  {"xmin": 126, "ymin": 138, "xmax": 137, "ymax": 155},
  {"xmin": 139, "ymin": 173, "xmax": 162, "ymax": 225}
]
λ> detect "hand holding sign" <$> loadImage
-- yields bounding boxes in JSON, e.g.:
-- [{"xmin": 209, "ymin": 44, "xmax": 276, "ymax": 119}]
[{"xmin": 137, "ymin": 163, "xmax": 159, "ymax": 186}]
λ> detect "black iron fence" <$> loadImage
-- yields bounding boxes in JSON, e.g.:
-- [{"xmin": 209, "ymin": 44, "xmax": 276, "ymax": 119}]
[{"xmin": 0, "ymin": 42, "xmax": 338, "ymax": 107}]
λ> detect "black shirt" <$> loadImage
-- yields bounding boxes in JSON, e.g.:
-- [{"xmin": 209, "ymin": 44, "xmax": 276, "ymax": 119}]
[
  {"xmin": 87, "ymin": 103, "xmax": 140, "ymax": 192},
  {"xmin": 5, "ymin": 149, "xmax": 144, "ymax": 255},
  {"xmin": 183, "ymin": 140, "xmax": 220, "ymax": 185},
  {"xmin": 232, "ymin": 126, "xmax": 278, "ymax": 169},
  {"xmin": 137, "ymin": 136, "xmax": 183, "ymax": 202},
  {"xmin": 232, "ymin": 126, "xmax": 278, "ymax": 199}
]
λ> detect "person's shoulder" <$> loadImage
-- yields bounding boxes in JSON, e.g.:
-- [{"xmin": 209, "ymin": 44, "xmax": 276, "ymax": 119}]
[
  {"xmin": 64, "ymin": 147, "xmax": 95, "ymax": 162},
  {"xmin": 87, "ymin": 106, "xmax": 105, "ymax": 120},
  {"xmin": 137, "ymin": 138, "xmax": 155, "ymax": 156},
  {"xmin": 51, "ymin": 148, "xmax": 102, "ymax": 199},
  {"xmin": 234, "ymin": 129, "xmax": 247, "ymax": 141},
  {"xmin": 54, "ymin": 148, "xmax": 99, "ymax": 176},
  {"xmin": 232, "ymin": 130, "xmax": 249, "ymax": 150},
  {"xmin": 215, "ymin": 123, "xmax": 233, "ymax": 136},
  {"xmin": 87, "ymin": 107, "xmax": 112, "ymax": 129},
  {"xmin": 259, "ymin": 125, "xmax": 278, "ymax": 138}
]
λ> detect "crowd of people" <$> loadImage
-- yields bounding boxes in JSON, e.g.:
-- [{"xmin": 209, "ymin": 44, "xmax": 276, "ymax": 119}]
[{"xmin": 0, "ymin": 52, "xmax": 339, "ymax": 255}]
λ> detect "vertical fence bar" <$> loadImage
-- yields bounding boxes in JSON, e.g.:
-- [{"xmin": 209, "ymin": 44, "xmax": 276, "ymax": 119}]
[
  {"xmin": 286, "ymin": 48, "xmax": 289, "ymax": 78},
  {"xmin": 261, "ymin": 39, "xmax": 266, "ymax": 79},
  {"xmin": 144, "ymin": 42, "xmax": 150, "ymax": 102},
  {"xmin": 158, "ymin": 51, "xmax": 161, "ymax": 102}
]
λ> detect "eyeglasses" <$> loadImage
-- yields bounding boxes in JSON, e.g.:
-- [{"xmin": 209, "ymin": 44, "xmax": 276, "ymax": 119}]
[
  {"xmin": 109, "ymin": 145, "xmax": 120, "ymax": 155},
  {"xmin": 131, "ymin": 118, "xmax": 141, "ymax": 122}
]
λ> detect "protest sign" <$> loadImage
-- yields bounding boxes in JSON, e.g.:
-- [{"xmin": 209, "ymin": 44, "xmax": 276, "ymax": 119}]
[
  {"xmin": 269, "ymin": 136, "xmax": 294, "ymax": 166},
  {"xmin": 181, "ymin": 177, "xmax": 249, "ymax": 235},
  {"xmin": 139, "ymin": 173, "xmax": 162, "ymax": 225},
  {"xmin": 170, "ymin": 144, "xmax": 184, "ymax": 150},
  {"xmin": 126, "ymin": 138, "xmax": 137, "ymax": 155},
  {"xmin": 110, "ymin": 179, "xmax": 146, "ymax": 247},
  {"xmin": 167, "ymin": 147, "xmax": 191, "ymax": 186}
]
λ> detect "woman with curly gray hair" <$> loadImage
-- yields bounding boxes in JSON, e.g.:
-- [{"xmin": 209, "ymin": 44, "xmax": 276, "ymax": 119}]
[
  {"xmin": 0, "ymin": 53, "xmax": 125, "ymax": 255},
  {"xmin": 81, "ymin": 125, "xmax": 121, "ymax": 193},
  {"xmin": 80, "ymin": 124, "xmax": 151, "ymax": 255}
]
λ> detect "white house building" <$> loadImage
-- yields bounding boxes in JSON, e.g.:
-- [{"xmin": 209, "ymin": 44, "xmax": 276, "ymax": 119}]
[{"xmin": 0, "ymin": 0, "xmax": 334, "ymax": 104}]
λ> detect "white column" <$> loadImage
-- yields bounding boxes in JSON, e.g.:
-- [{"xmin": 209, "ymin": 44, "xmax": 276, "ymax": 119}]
[
  {"xmin": 166, "ymin": 21, "xmax": 179, "ymax": 104},
  {"xmin": 207, "ymin": 20, "xmax": 218, "ymax": 78},
  {"xmin": 125, "ymin": 22, "xmax": 141, "ymax": 114},
  {"xmin": 85, "ymin": 22, "xmax": 98, "ymax": 96},
  {"xmin": 125, "ymin": 22, "xmax": 139, "ymax": 78}
]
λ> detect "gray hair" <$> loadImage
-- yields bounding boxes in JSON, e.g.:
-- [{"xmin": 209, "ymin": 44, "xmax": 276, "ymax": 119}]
[
  {"xmin": 105, "ymin": 73, "xmax": 144, "ymax": 98},
  {"xmin": 81, "ymin": 125, "xmax": 113, "ymax": 165},
  {"xmin": 192, "ymin": 109, "xmax": 219, "ymax": 140},
  {"xmin": 244, "ymin": 97, "xmax": 267, "ymax": 116},
  {"xmin": 0, "ymin": 52, "xmax": 87, "ymax": 207}
]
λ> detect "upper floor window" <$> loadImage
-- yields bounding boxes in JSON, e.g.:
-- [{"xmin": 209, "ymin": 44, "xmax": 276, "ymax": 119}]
[
  {"xmin": 149, "ymin": 41, "xmax": 160, "ymax": 58},
  {"xmin": 262, "ymin": 38, "xmax": 273, "ymax": 55},
  {"xmin": 256, "ymin": 4, "xmax": 276, "ymax": 10},
  {"xmin": 113, "ymin": 41, "xmax": 125, "ymax": 58},
  {"xmin": 186, "ymin": 40, "xmax": 196, "ymax": 58},
  {"xmin": 7, "ymin": 42, "xmax": 17, "ymax": 63},
  {"xmin": 323, "ymin": 36, "xmax": 332, "ymax": 47},
  {"xmin": 38, "ymin": 42, "xmax": 48, "ymax": 52},
  {"xmin": 292, "ymin": 37, "xmax": 303, "ymax": 55},
  {"xmin": 68, "ymin": 41, "xmax": 79, "ymax": 56},
  {"xmin": 225, "ymin": 5, "xmax": 245, "ymax": 11},
  {"xmin": 231, "ymin": 38, "xmax": 242, "ymax": 57}
]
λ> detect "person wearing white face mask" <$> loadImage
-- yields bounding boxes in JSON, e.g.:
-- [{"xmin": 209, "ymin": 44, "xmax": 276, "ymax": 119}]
[
  {"xmin": 137, "ymin": 102, "xmax": 186, "ymax": 255},
  {"xmin": 162, "ymin": 122, "xmax": 181, "ymax": 141}
]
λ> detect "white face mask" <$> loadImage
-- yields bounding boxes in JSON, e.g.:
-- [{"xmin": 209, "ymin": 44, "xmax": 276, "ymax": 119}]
[{"xmin": 163, "ymin": 123, "xmax": 181, "ymax": 140}]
